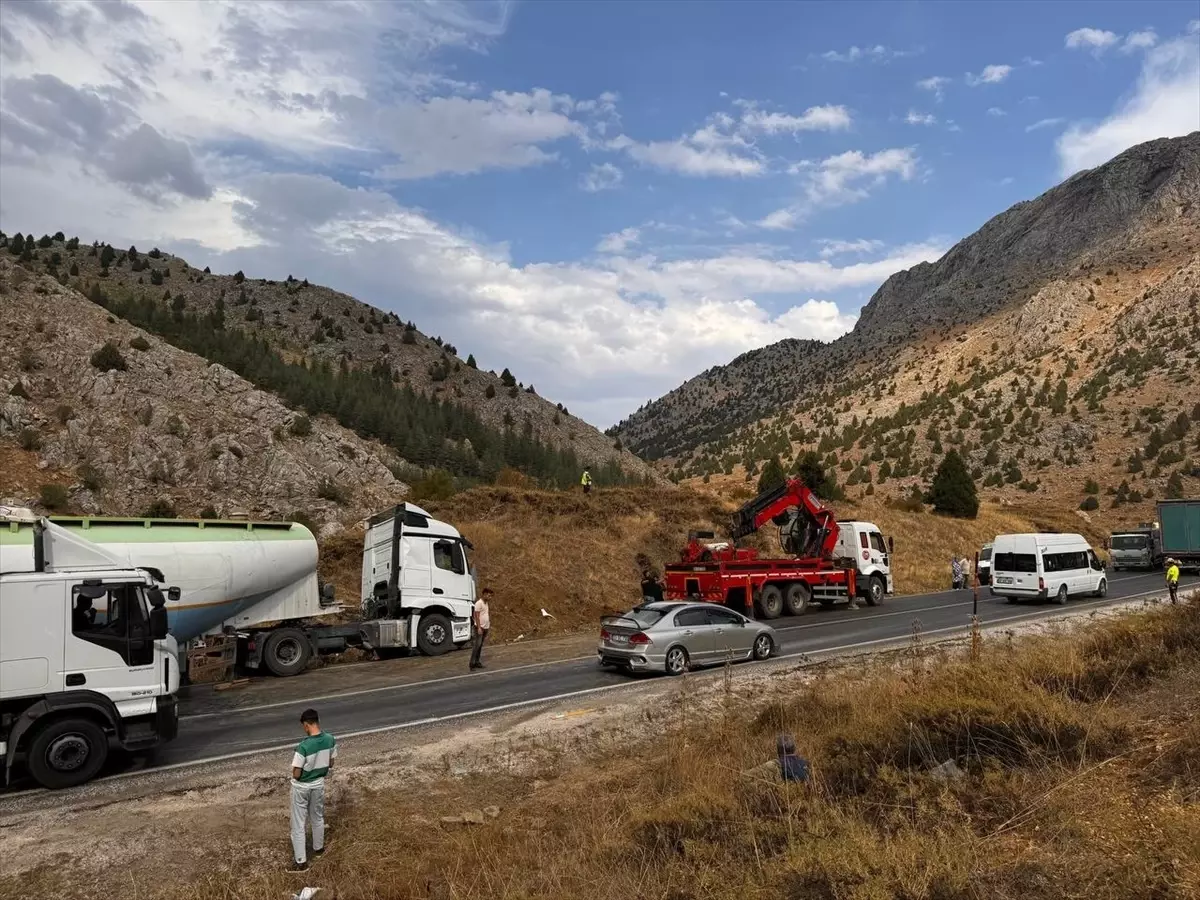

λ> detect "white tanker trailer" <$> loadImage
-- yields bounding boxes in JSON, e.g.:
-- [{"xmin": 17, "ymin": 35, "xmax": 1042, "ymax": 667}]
[{"xmin": 0, "ymin": 504, "xmax": 476, "ymax": 678}]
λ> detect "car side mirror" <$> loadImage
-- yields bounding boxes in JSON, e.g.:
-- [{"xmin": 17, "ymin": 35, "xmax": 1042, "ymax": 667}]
[
  {"xmin": 167, "ymin": 586, "xmax": 181, "ymax": 602},
  {"xmin": 888, "ymin": 537, "xmax": 895, "ymax": 554}
]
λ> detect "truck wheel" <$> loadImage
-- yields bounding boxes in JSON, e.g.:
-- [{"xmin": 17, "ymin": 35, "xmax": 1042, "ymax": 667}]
[
  {"xmin": 263, "ymin": 628, "xmax": 312, "ymax": 677},
  {"xmin": 757, "ymin": 585, "xmax": 783, "ymax": 620},
  {"xmin": 864, "ymin": 576, "xmax": 885, "ymax": 607},
  {"xmin": 27, "ymin": 717, "xmax": 109, "ymax": 790},
  {"xmin": 417, "ymin": 613, "xmax": 453, "ymax": 656},
  {"xmin": 785, "ymin": 582, "xmax": 810, "ymax": 616}
]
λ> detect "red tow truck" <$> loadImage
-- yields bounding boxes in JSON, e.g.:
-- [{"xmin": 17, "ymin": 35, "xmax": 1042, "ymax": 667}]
[{"xmin": 664, "ymin": 479, "xmax": 895, "ymax": 618}]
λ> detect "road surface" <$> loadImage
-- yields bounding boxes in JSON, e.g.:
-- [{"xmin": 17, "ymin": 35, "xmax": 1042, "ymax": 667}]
[
  {"xmin": 0, "ymin": 568, "xmax": 1187, "ymax": 797},
  {"xmin": 117, "ymin": 569, "xmax": 1184, "ymax": 770}
]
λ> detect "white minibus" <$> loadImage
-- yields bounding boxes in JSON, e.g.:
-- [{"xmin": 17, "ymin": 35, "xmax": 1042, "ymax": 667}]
[{"xmin": 990, "ymin": 533, "xmax": 1107, "ymax": 604}]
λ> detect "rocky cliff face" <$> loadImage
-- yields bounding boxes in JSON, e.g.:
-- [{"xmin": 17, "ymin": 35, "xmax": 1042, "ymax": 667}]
[
  {"xmin": 0, "ymin": 258, "xmax": 408, "ymax": 527},
  {"xmin": 617, "ymin": 132, "xmax": 1200, "ymax": 464}
]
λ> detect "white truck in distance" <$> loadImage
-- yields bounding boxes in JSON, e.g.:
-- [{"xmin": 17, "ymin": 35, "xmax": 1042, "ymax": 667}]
[
  {"xmin": 0, "ymin": 503, "xmax": 476, "ymax": 678},
  {"xmin": 0, "ymin": 519, "xmax": 181, "ymax": 789}
]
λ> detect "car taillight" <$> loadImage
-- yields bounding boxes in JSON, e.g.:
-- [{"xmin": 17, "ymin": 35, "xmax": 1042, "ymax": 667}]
[
  {"xmin": 1038, "ymin": 577, "xmax": 1045, "ymax": 591},
  {"xmin": 628, "ymin": 632, "xmax": 652, "ymax": 646},
  {"xmin": 600, "ymin": 629, "xmax": 611, "ymax": 641}
]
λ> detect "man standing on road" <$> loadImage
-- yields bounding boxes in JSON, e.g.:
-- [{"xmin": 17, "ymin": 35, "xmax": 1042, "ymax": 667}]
[
  {"xmin": 1166, "ymin": 558, "xmax": 1180, "ymax": 604},
  {"xmin": 470, "ymin": 587, "xmax": 492, "ymax": 670},
  {"xmin": 951, "ymin": 556, "xmax": 964, "ymax": 590},
  {"xmin": 288, "ymin": 708, "xmax": 336, "ymax": 873}
]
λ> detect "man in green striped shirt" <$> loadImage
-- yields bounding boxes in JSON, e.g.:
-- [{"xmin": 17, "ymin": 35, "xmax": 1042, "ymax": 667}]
[{"xmin": 288, "ymin": 708, "xmax": 337, "ymax": 872}]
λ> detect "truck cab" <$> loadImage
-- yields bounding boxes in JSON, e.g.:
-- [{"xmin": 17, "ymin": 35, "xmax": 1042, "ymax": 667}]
[
  {"xmin": 359, "ymin": 503, "xmax": 476, "ymax": 656},
  {"xmin": 832, "ymin": 521, "xmax": 895, "ymax": 604},
  {"xmin": 1109, "ymin": 524, "xmax": 1164, "ymax": 571},
  {"xmin": 1, "ymin": 520, "xmax": 180, "ymax": 789}
]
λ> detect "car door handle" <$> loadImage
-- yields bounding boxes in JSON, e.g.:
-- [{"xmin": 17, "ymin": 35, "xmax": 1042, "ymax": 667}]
[
  {"xmin": 683, "ymin": 630, "xmax": 694, "ymax": 635},
  {"xmin": 66, "ymin": 673, "xmax": 86, "ymax": 687},
  {"xmin": 432, "ymin": 588, "xmax": 444, "ymax": 595}
]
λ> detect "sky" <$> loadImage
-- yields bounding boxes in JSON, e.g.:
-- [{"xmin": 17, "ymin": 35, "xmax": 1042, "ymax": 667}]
[{"xmin": 1, "ymin": 2, "xmax": 1198, "ymax": 428}]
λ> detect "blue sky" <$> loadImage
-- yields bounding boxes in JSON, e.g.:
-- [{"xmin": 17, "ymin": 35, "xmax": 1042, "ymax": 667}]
[{"xmin": 1, "ymin": 1, "xmax": 1197, "ymax": 426}]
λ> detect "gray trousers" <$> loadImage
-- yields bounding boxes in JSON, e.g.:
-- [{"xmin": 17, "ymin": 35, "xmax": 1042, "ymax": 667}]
[{"xmin": 290, "ymin": 780, "xmax": 325, "ymax": 864}]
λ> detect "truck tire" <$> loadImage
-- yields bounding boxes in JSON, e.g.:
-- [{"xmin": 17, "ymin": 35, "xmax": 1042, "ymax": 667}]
[
  {"xmin": 864, "ymin": 575, "xmax": 885, "ymax": 607},
  {"xmin": 416, "ymin": 613, "xmax": 453, "ymax": 656},
  {"xmin": 27, "ymin": 717, "xmax": 109, "ymax": 790},
  {"xmin": 785, "ymin": 582, "xmax": 810, "ymax": 616},
  {"xmin": 757, "ymin": 585, "xmax": 783, "ymax": 620},
  {"xmin": 263, "ymin": 628, "xmax": 312, "ymax": 677}
]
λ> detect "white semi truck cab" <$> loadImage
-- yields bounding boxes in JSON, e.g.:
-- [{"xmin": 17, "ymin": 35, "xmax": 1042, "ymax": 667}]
[
  {"xmin": 0, "ymin": 520, "xmax": 180, "ymax": 789},
  {"xmin": 358, "ymin": 503, "xmax": 476, "ymax": 656}
]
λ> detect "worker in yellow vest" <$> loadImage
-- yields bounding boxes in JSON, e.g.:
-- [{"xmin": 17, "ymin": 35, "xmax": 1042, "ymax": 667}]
[
  {"xmin": 581, "ymin": 468, "xmax": 593, "ymax": 494},
  {"xmin": 1166, "ymin": 558, "xmax": 1180, "ymax": 604}
]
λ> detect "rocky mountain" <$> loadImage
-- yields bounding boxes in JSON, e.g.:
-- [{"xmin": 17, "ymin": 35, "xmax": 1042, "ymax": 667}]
[
  {"xmin": 1, "ymin": 234, "xmax": 659, "ymax": 486},
  {"xmin": 0, "ymin": 258, "xmax": 407, "ymax": 528},
  {"xmin": 614, "ymin": 133, "xmax": 1200, "ymax": 513}
]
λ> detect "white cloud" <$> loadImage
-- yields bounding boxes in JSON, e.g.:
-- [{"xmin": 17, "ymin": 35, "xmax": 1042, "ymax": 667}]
[
  {"xmin": 905, "ymin": 110, "xmax": 937, "ymax": 126},
  {"xmin": 581, "ymin": 162, "xmax": 623, "ymax": 192},
  {"xmin": 1025, "ymin": 117, "xmax": 1065, "ymax": 132},
  {"xmin": 756, "ymin": 208, "xmax": 800, "ymax": 231},
  {"xmin": 1120, "ymin": 30, "xmax": 1158, "ymax": 53},
  {"xmin": 1057, "ymin": 31, "xmax": 1200, "ymax": 175},
  {"xmin": 737, "ymin": 103, "xmax": 852, "ymax": 134},
  {"xmin": 966, "ymin": 64, "xmax": 1013, "ymax": 86},
  {"xmin": 596, "ymin": 226, "xmax": 640, "ymax": 254},
  {"xmin": 1066, "ymin": 27, "xmax": 1120, "ymax": 53},
  {"xmin": 917, "ymin": 75, "xmax": 950, "ymax": 101},
  {"xmin": 612, "ymin": 101, "xmax": 851, "ymax": 178},
  {"xmin": 816, "ymin": 238, "xmax": 884, "ymax": 258},
  {"xmin": 817, "ymin": 44, "xmax": 918, "ymax": 64},
  {"xmin": 987, "ymin": 107, "xmax": 1007, "ymax": 117}
]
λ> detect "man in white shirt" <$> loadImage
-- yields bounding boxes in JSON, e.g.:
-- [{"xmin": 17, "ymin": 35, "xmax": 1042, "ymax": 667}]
[{"xmin": 469, "ymin": 587, "xmax": 492, "ymax": 670}]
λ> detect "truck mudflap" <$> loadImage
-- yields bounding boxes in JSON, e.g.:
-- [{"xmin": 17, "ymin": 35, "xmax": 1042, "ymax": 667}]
[
  {"xmin": 154, "ymin": 695, "xmax": 179, "ymax": 743},
  {"xmin": 451, "ymin": 617, "xmax": 471, "ymax": 643}
]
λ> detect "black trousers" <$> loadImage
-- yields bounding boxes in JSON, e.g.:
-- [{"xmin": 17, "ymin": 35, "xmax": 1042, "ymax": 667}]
[{"xmin": 470, "ymin": 628, "xmax": 489, "ymax": 667}]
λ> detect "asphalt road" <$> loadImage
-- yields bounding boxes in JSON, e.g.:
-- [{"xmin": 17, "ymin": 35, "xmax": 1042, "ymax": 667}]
[
  {"xmin": 131, "ymin": 568, "xmax": 1180, "ymax": 771},
  {"xmin": 0, "ymin": 569, "xmax": 1186, "ymax": 798}
]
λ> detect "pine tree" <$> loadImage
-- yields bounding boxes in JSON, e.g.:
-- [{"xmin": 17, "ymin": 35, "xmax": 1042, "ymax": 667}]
[
  {"xmin": 928, "ymin": 450, "xmax": 979, "ymax": 519},
  {"xmin": 757, "ymin": 455, "xmax": 786, "ymax": 494},
  {"xmin": 467, "ymin": 354, "xmax": 477, "ymax": 369}
]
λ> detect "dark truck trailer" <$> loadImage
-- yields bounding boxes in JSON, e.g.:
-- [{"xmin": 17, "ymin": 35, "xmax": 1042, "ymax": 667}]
[{"xmin": 1158, "ymin": 500, "xmax": 1200, "ymax": 572}]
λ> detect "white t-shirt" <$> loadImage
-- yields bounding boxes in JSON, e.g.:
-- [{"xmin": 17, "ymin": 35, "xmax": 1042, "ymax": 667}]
[{"xmin": 473, "ymin": 598, "xmax": 490, "ymax": 630}]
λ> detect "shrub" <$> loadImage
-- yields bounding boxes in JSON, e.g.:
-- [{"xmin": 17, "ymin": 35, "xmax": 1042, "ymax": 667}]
[
  {"xmin": 928, "ymin": 450, "xmax": 979, "ymax": 519},
  {"xmin": 756, "ymin": 455, "xmax": 786, "ymax": 494},
  {"xmin": 289, "ymin": 414, "xmax": 313, "ymax": 437},
  {"xmin": 485, "ymin": 384, "xmax": 496, "ymax": 399},
  {"xmin": 79, "ymin": 464, "xmax": 104, "ymax": 492},
  {"xmin": 130, "ymin": 335, "xmax": 151, "ymax": 351},
  {"xmin": 467, "ymin": 354, "xmax": 477, "ymax": 368},
  {"xmin": 90, "ymin": 341, "xmax": 128, "ymax": 372},
  {"xmin": 9, "ymin": 380, "xmax": 30, "ymax": 399},
  {"xmin": 317, "ymin": 477, "xmax": 348, "ymax": 504},
  {"xmin": 199, "ymin": 505, "xmax": 219, "ymax": 519},
  {"xmin": 1166, "ymin": 471, "xmax": 1184, "ymax": 500},
  {"xmin": 410, "ymin": 469, "xmax": 457, "ymax": 502},
  {"xmin": 233, "ymin": 270, "xmax": 245, "ymax": 283},
  {"xmin": 39, "ymin": 483, "xmax": 69, "ymax": 511},
  {"xmin": 1084, "ymin": 478, "xmax": 1100, "ymax": 494},
  {"xmin": 18, "ymin": 427, "xmax": 41, "ymax": 451},
  {"xmin": 54, "ymin": 404, "xmax": 74, "ymax": 424},
  {"xmin": 140, "ymin": 499, "xmax": 178, "ymax": 519}
]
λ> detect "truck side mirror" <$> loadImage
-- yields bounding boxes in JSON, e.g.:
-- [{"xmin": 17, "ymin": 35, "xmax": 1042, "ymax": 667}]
[
  {"xmin": 150, "ymin": 606, "xmax": 169, "ymax": 639},
  {"xmin": 167, "ymin": 586, "xmax": 182, "ymax": 602},
  {"xmin": 888, "ymin": 537, "xmax": 895, "ymax": 554}
]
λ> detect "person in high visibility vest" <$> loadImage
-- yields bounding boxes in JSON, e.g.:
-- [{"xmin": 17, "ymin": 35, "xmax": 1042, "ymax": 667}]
[
  {"xmin": 1166, "ymin": 558, "xmax": 1180, "ymax": 604},
  {"xmin": 581, "ymin": 468, "xmax": 592, "ymax": 494}
]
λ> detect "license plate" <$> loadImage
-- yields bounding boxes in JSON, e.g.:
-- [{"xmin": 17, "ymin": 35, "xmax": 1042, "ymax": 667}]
[
  {"xmin": 996, "ymin": 577, "xmax": 1013, "ymax": 584},
  {"xmin": 610, "ymin": 635, "xmax": 628, "ymax": 644}
]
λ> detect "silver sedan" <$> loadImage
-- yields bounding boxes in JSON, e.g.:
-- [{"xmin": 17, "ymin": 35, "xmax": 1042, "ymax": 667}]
[{"xmin": 598, "ymin": 601, "xmax": 779, "ymax": 676}]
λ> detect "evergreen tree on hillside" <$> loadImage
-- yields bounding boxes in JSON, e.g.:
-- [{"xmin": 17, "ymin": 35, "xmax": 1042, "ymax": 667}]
[
  {"xmin": 756, "ymin": 455, "xmax": 786, "ymax": 495},
  {"xmin": 794, "ymin": 451, "xmax": 841, "ymax": 500},
  {"xmin": 928, "ymin": 450, "xmax": 979, "ymax": 519}
]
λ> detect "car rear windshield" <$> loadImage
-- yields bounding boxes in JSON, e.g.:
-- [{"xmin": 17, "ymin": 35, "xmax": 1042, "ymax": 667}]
[
  {"xmin": 994, "ymin": 552, "xmax": 1037, "ymax": 573},
  {"xmin": 622, "ymin": 608, "xmax": 667, "ymax": 628},
  {"xmin": 1111, "ymin": 535, "xmax": 1148, "ymax": 550}
]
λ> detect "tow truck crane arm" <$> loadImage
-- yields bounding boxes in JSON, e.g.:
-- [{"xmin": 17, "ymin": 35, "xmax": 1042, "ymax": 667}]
[{"xmin": 730, "ymin": 478, "xmax": 840, "ymax": 560}]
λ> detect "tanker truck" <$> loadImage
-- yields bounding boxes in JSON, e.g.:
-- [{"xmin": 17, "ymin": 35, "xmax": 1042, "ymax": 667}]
[
  {"xmin": 0, "ymin": 503, "xmax": 476, "ymax": 678},
  {"xmin": 1, "ymin": 519, "xmax": 181, "ymax": 789}
]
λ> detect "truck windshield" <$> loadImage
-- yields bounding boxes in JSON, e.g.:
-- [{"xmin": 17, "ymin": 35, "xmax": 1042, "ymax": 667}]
[
  {"xmin": 980, "ymin": 547, "xmax": 993, "ymax": 562},
  {"xmin": 1110, "ymin": 535, "xmax": 1148, "ymax": 550}
]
